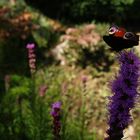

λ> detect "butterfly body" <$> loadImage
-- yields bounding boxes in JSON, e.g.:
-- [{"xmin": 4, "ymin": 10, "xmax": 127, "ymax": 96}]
[{"xmin": 103, "ymin": 25, "xmax": 139, "ymax": 51}]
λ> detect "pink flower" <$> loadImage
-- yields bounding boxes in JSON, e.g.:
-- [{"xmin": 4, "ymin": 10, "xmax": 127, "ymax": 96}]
[
  {"xmin": 26, "ymin": 43, "xmax": 36, "ymax": 74},
  {"xmin": 39, "ymin": 85, "xmax": 48, "ymax": 97},
  {"xmin": 81, "ymin": 75, "xmax": 88, "ymax": 84},
  {"xmin": 26, "ymin": 43, "xmax": 35, "ymax": 49}
]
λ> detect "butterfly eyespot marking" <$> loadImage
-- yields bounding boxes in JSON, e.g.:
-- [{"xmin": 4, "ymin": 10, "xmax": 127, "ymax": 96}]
[
  {"xmin": 109, "ymin": 26, "xmax": 118, "ymax": 35},
  {"xmin": 123, "ymin": 32, "xmax": 135, "ymax": 39}
]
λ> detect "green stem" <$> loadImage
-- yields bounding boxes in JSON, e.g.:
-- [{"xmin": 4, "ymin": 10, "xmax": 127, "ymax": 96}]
[
  {"xmin": 30, "ymin": 73, "xmax": 37, "ymax": 140},
  {"xmin": 80, "ymin": 82, "xmax": 86, "ymax": 140},
  {"xmin": 39, "ymin": 98, "xmax": 43, "ymax": 140}
]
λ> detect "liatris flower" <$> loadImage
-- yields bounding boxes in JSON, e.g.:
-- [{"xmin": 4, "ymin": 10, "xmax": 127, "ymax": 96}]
[
  {"xmin": 51, "ymin": 101, "xmax": 61, "ymax": 140},
  {"xmin": 39, "ymin": 84, "xmax": 48, "ymax": 97},
  {"xmin": 26, "ymin": 43, "xmax": 36, "ymax": 74},
  {"xmin": 105, "ymin": 51, "xmax": 140, "ymax": 140},
  {"xmin": 81, "ymin": 75, "xmax": 88, "ymax": 84}
]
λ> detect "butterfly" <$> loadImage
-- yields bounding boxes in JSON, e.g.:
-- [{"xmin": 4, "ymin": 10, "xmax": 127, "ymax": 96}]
[{"xmin": 103, "ymin": 25, "xmax": 139, "ymax": 51}]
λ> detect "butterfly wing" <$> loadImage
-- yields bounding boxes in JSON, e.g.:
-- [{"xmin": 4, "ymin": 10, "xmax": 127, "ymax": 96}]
[
  {"xmin": 103, "ymin": 35, "xmax": 139, "ymax": 51},
  {"xmin": 109, "ymin": 25, "xmax": 119, "ymax": 35},
  {"xmin": 103, "ymin": 25, "xmax": 139, "ymax": 51},
  {"xmin": 114, "ymin": 27, "xmax": 126, "ymax": 37},
  {"xmin": 103, "ymin": 36, "xmax": 127, "ymax": 51}
]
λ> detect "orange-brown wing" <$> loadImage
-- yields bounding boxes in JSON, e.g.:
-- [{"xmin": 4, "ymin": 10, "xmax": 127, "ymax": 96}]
[{"xmin": 114, "ymin": 27, "xmax": 126, "ymax": 37}]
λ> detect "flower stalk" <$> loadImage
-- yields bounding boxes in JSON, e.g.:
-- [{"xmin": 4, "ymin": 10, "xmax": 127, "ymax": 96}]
[
  {"xmin": 26, "ymin": 43, "xmax": 36, "ymax": 75},
  {"xmin": 51, "ymin": 101, "xmax": 61, "ymax": 140}
]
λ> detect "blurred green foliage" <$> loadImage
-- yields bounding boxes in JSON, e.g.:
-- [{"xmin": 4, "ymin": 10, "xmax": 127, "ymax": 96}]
[{"xmin": 0, "ymin": 74, "xmax": 53, "ymax": 140}]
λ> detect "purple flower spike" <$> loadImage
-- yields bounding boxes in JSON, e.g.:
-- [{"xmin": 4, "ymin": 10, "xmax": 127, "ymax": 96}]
[
  {"xmin": 52, "ymin": 101, "xmax": 61, "ymax": 109},
  {"xmin": 105, "ymin": 51, "xmax": 140, "ymax": 140},
  {"xmin": 51, "ymin": 101, "xmax": 61, "ymax": 140},
  {"xmin": 51, "ymin": 102, "xmax": 61, "ymax": 116},
  {"xmin": 26, "ymin": 43, "xmax": 35, "ymax": 49},
  {"xmin": 26, "ymin": 43, "xmax": 36, "ymax": 74}
]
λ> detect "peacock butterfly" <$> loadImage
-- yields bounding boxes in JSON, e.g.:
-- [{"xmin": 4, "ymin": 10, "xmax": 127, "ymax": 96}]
[{"xmin": 103, "ymin": 25, "xmax": 139, "ymax": 51}]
